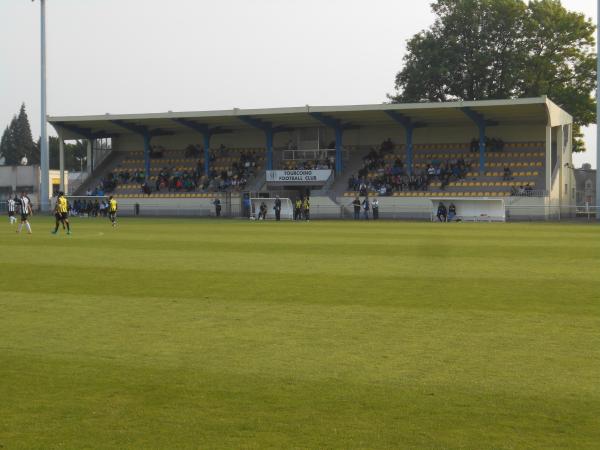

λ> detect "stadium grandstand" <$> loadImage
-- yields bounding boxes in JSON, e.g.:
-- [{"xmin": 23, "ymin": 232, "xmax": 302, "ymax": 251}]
[{"xmin": 48, "ymin": 95, "xmax": 574, "ymax": 221}]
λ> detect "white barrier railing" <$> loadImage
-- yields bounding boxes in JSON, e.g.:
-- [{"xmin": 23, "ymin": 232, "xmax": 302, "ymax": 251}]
[{"xmin": 0, "ymin": 201, "xmax": 598, "ymax": 222}]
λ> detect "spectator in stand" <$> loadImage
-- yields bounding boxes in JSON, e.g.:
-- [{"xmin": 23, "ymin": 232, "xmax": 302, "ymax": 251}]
[
  {"xmin": 359, "ymin": 182, "xmax": 368, "ymax": 197},
  {"xmin": 436, "ymin": 202, "xmax": 447, "ymax": 222},
  {"xmin": 348, "ymin": 174, "xmax": 357, "ymax": 190},
  {"xmin": 380, "ymin": 138, "xmax": 394, "ymax": 153},
  {"xmin": 503, "ymin": 167, "xmax": 512, "ymax": 181},
  {"xmin": 470, "ymin": 138, "xmax": 479, "ymax": 153}
]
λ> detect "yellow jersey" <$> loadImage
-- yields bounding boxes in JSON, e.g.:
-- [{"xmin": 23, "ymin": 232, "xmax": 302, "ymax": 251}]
[
  {"xmin": 57, "ymin": 196, "xmax": 68, "ymax": 213},
  {"xmin": 109, "ymin": 199, "xmax": 118, "ymax": 212}
]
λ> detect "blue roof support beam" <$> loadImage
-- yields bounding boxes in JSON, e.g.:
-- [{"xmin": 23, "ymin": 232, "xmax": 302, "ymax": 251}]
[
  {"xmin": 237, "ymin": 116, "xmax": 291, "ymax": 171},
  {"xmin": 172, "ymin": 118, "xmax": 230, "ymax": 177},
  {"xmin": 460, "ymin": 108, "xmax": 498, "ymax": 174},
  {"xmin": 309, "ymin": 112, "xmax": 357, "ymax": 174},
  {"xmin": 110, "ymin": 121, "xmax": 174, "ymax": 182},
  {"xmin": 384, "ymin": 111, "xmax": 426, "ymax": 176},
  {"xmin": 54, "ymin": 122, "xmax": 117, "ymax": 140}
]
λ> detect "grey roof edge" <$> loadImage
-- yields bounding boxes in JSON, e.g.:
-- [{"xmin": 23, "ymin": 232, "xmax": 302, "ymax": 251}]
[{"xmin": 47, "ymin": 97, "xmax": 551, "ymax": 124}]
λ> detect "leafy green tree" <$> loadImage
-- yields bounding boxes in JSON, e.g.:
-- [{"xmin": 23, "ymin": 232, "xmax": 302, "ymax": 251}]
[
  {"xmin": 390, "ymin": 0, "xmax": 596, "ymax": 152},
  {"xmin": 45, "ymin": 137, "xmax": 88, "ymax": 172}
]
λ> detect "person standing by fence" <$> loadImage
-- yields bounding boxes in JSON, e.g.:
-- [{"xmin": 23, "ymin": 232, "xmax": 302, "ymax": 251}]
[
  {"xmin": 362, "ymin": 196, "xmax": 370, "ymax": 220},
  {"xmin": 372, "ymin": 198, "xmax": 379, "ymax": 220},
  {"xmin": 303, "ymin": 197, "xmax": 310, "ymax": 221},
  {"xmin": 352, "ymin": 196, "xmax": 361, "ymax": 220},
  {"xmin": 213, "ymin": 198, "xmax": 222, "ymax": 217},
  {"xmin": 274, "ymin": 196, "xmax": 282, "ymax": 221}
]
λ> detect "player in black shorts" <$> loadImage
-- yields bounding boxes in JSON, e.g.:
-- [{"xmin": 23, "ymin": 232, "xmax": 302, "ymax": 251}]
[
  {"xmin": 7, "ymin": 196, "xmax": 17, "ymax": 225},
  {"xmin": 52, "ymin": 192, "xmax": 71, "ymax": 235},
  {"xmin": 16, "ymin": 192, "xmax": 33, "ymax": 234}
]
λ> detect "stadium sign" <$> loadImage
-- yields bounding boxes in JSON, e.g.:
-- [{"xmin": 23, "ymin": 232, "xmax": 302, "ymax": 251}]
[{"xmin": 266, "ymin": 170, "xmax": 332, "ymax": 185}]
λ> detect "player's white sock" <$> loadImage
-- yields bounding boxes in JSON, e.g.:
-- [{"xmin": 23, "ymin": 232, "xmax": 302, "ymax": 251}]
[
  {"xmin": 17, "ymin": 223, "xmax": 23, "ymax": 233},
  {"xmin": 25, "ymin": 223, "xmax": 32, "ymax": 234}
]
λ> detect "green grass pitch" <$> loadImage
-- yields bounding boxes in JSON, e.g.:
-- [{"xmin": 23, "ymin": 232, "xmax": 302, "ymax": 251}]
[{"xmin": 1, "ymin": 216, "xmax": 599, "ymax": 449}]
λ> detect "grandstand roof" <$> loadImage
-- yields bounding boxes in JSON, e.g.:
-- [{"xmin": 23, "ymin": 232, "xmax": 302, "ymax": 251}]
[{"xmin": 48, "ymin": 96, "xmax": 571, "ymax": 140}]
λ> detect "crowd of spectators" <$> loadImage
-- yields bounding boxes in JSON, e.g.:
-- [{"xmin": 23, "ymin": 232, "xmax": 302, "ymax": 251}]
[
  {"xmin": 348, "ymin": 139, "xmax": 473, "ymax": 195},
  {"xmin": 70, "ymin": 198, "xmax": 109, "ymax": 217},
  {"xmin": 84, "ymin": 146, "xmax": 261, "ymax": 196},
  {"xmin": 511, "ymin": 184, "xmax": 535, "ymax": 196},
  {"xmin": 470, "ymin": 137, "xmax": 505, "ymax": 153},
  {"xmin": 285, "ymin": 158, "xmax": 334, "ymax": 170}
]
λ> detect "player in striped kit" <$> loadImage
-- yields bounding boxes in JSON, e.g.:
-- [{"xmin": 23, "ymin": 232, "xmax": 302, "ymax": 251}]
[
  {"xmin": 7, "ymin": 195, "xmax": 17, "ymax": 225},
  {"xmin": 16, "ymin": 192, "xmax": 33, "ymax": 234}
]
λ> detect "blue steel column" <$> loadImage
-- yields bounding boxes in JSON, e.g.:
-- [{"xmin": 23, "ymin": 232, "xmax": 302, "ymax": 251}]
[
  {"xmin": 265, "ymin": 129, "xmax": 274, "ymax": 171},
  {"xmin": 384, "ymin": 111, "xmax": 421, "ymax": 176},
  {"xmin": 143, "ymin": 132, "xmax": 151, "ymax": 182},
  {"xmin": 461, "ymin": 107, "xmax": 494, "ymax": 175},
  {"xmin": 406, "ymin": 125, "xmax": 414, "ymax": 176},
  {"xmin": 334, "ymin": 126, "xmax": 343, "ymax": 174},
  {"xmin": 478, "ymin": 123, "xmax": 486, "ymax": 174},
  {"xmin": 203, "ymin": 133, "xmax": 211, "ymax": 176}
]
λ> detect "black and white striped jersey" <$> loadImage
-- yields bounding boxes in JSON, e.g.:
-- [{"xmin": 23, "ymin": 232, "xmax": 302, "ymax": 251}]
[
  {"xmin": 19, "ymin": 196, "xmax": 31, "ymax": 214},
  {"xmin": 7, "ymin": 199, "xmax": 16, "ymax": 213}
]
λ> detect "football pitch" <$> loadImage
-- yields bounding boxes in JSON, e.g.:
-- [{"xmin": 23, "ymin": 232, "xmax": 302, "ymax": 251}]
[{"xmin": 1, "ymin": 217, "xmax": 599, "ymax": 449}]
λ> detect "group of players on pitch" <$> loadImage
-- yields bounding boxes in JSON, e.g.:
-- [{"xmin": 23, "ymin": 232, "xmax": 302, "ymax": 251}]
[{"xmin": 7, "ymin": 192, "xmax": 119, "ymax": 235}]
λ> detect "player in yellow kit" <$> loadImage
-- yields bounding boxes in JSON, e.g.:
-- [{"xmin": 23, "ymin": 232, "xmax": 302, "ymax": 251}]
[
  {"xmin": 52, "ymin": 192, "xmax": 71, "ymax": 235},
  {"xmin": 108, "ymin": 196, "xmax": 118, "ymax": 228}
]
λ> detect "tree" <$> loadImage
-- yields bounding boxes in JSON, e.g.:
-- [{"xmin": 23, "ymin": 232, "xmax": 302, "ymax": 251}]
[
  {"xmin": 14, "ymin": 103, "xmax": 38, "ymax": 164},
  {"xmin": 390, "ymin": 0, "xmax": 596, "ymax": 152},
  {"xmin": 0, "ymin": 125, "xmax": 15, "ymax": 165},
  {"xmin": 44, "ymin": 137, "xmax": 88, "ymax": 172},
  {"xmin": 0, "ymin": 117, "xmax": 21, "ymax": 165},
  {"xmin": 0, "ymin": 104, "xmax": 40, "ymax": 165}
]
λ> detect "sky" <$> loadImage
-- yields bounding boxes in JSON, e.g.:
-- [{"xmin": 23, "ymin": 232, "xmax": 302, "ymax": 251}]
[{"xmin": 0, "ymin": 0, "xmax": 597, "ymax": 168}]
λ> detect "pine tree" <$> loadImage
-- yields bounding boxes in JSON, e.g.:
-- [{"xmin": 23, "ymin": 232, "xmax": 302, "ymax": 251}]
[
  {"xmin": 14, "ymin": 103, "xmax": 38, "ymax": 164},
  {"xmin": 0, "ymin": 126, "xmax": 12, "ymax": 165},
  {"xmin": 2, "ymin": 117, "xmax": 21, "ymax": 165}
]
